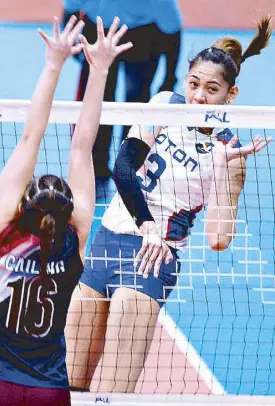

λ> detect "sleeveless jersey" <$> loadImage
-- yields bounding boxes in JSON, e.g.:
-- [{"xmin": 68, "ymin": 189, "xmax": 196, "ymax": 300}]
[
  {"xmin": 103, "ymin": 91, "xmax": 237, "ymax": 251},
  {"xmin": 0, "ymin": 222, "xmax": 83, "ymax": 389}
]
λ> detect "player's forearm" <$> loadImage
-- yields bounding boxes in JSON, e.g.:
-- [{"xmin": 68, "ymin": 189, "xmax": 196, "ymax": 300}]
[
  {"xmin": 206, "ymin": 155, "xmax": 237, "ymax": 250},
  {"xmin": 113, "ymin": 138, "xmax": 154, "ymax": 228},
  {"xmin": 5, "ymin": 64, "xmax": 63, "ymax": 190},
  {"xmin": 22, "ymin": 63, "xmax": 62, "ymax": 146},
  {"xmin": 72, "ymin": 67, "xmax": 108, "ymax": 151}
]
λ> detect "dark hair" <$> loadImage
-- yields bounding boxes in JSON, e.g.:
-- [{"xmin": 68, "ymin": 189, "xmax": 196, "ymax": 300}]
[
  {"xmin": 18, "ymin": 175, "xmax": 74, "ymax": 294},
  {"xmin": 189, "ymin": 16, "xmax": 272, "ymax": 87}
]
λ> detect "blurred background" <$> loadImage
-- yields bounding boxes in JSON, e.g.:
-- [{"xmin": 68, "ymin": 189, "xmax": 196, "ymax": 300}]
[
  {"xmin": 2, "ymin": 0, "xmax": 274, "ymax": 178},
  {"xmin": 0, "ymin": 0, "xmax": 274, "ymax": 104}
]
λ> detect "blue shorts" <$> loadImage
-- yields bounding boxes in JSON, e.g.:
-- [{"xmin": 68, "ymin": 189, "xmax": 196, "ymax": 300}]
[{"xmin": 81, "ymin": 225, "xmax": 179, "ymax": 307}]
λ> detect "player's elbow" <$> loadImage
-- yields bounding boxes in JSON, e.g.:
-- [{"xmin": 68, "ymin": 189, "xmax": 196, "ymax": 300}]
[{"xmin": 208, "ymin": 235, "xmax": 232, "ymax": 251}]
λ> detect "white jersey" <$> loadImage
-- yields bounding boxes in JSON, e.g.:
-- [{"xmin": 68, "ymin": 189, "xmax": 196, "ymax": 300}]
[{"xmin": 103, "ymin": 91, "xmax": 235, "ymax": 251}]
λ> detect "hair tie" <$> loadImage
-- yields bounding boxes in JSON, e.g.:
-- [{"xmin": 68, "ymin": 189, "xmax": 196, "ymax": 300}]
[{"xmin": 49, "ymin": 184, "xmax": 55, "ymax": 199}]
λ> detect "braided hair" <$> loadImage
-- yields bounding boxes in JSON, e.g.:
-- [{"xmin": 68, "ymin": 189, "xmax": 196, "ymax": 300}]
[{"xmin": 18, "ymin": 175, "xmax": 74, "ymax": 294}]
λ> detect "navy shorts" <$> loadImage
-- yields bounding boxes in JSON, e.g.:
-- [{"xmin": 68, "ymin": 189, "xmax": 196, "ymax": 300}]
[
  {"xmin": 81, "ymin": 225, "xmax": 179, "ymax": 307},
  {"xmin": 0, "ymin": 379, "xmax": 71, "ymax": 406}
]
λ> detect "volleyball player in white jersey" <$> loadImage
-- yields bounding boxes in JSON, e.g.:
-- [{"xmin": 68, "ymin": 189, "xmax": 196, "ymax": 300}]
[{"xmin": 66, "ymin": 17, "xmax": 272, "ymax": 392}]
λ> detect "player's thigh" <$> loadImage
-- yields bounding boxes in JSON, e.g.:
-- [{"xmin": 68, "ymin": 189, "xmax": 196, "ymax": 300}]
[
  {"xmin": 65, "ymin": 282, "xmax": 110, "ymax": 366},
  {"xmin": 100, "ymin": 288, "xmax": 160, "ymax": 390},
  {"xmin": 66, "ymin": 283, "xmax": 110, "ymax": 385},
  {"xmin": 106, "ymin": 287, "xmax": 160, "ymax": 344},
  {"xmin": 66, "ymin": 283, "xmax": 109, "ymax": 339}
]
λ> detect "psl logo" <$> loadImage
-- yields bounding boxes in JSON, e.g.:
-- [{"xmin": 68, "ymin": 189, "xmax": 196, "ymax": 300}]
[
  {"xmin": 95, "ymin": 396, "xmax": 111, "ymax": 404},
  {"xmin": 205, "ymin": 111, "xmax": 230, "ymax": 124}
]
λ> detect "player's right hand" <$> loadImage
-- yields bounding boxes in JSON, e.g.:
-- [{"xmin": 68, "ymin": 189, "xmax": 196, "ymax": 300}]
[
  {"xmin": 214, "ymin": 134, "xmax": 272, "ymax": 162},
  {"xmin": 134, "ymin": 221, "xmax": 174, "ymax": 279},
  {"xmin": 79, "ymin": 16, "xmax": 133, "ymax": 74},
  {"xmin": 38, "ymin": 15, "xmax": 85, "ymax": 70}
]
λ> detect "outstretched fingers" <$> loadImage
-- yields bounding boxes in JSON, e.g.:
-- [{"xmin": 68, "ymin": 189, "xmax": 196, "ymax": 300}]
[
  {"xmin": 62, "ymin": 14, "xmax": 78, "ymax": 38},
  {"xmin": 106, "ymin": 16, "xmax": 120, "ymax": 40},
  {"xmin": 106, "ymin": 16, "xmax": 133, "ymax": 55},
  {"xmin": 240, "ymin": 135, "xmax": 272, "ymax": 156},
  {"xmin": 112, "ymin": 23, "xmax": 128, "ymax": 45},
  {"xmin": 38, "ymin": 14, "xmax": 84, "ymax": 51},
  {"xmin": 116, "ymin": 41, "xmax": 133, "ymax": 55},
  {"xmin": 67, "ymin": 19, "xmax": 85, "ymax": 46},
  {"xmin": 79, "ymin": 34, "xmax": 89, "ymax": 47},
  {"xmin": 78, "ymin": 34, "xmax": 91, "ymax": 60},
  {"xmin": 252, "ymin": 135, "xmax": 272, "ymax": 153},
  {"xmin": 78, "ymin": 15, "xmax": 133, "ymax": 69},
  {"xmin": 37, "ymin": 28, "xmax": 50, "ymax": 45},
  {"xmin": 96, "ymin": 16, "xmax": 105, "ymax": 43},
  {"xmin": 52, "ymin": 16, "xmax": 60, "ymax": 40}
]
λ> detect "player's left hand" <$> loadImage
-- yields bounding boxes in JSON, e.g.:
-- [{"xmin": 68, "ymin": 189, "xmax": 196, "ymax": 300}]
[
  {"xmin": 79, "ymin": 16, "xmax": 133, "ymax": 74},
  {"xmin": 38, "ymin": 15, "xmax": 85, "ymax": 70},
  {"xmin": 215, "ymin": 135, "xmax": 272, "ymax": 162}
]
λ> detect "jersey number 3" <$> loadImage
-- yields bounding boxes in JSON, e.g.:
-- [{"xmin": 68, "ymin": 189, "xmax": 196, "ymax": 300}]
[
  {"xmin": 138, "ymin": 153, "xmax": 167, "ymax": 193},
  {"xmin": 6, "ymin": 277, "xmax": 57, "ymax": 338}
]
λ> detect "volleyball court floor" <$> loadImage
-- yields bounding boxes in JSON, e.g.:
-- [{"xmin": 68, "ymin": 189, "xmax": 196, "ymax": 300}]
[{"xmin": 0, "ymin": 22, "xmax": 275, "ymax": 398}]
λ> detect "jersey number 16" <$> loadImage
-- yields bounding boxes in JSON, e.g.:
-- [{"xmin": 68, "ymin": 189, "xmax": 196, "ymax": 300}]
[{"xmin": 6, "ymin": 276, "xmax": 57, "ymax": 338}]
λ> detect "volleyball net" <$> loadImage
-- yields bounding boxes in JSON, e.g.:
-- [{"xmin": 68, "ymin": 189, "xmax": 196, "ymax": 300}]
[{"xmin": 0, "ymin": 100, "xmax": 274, "ymax": 405}]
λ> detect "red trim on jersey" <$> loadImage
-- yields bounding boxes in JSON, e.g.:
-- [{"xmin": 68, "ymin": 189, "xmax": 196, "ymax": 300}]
[
  {"xmin": 165, "ymin": 204, "xmax": 203, "ymax": 242},
  {"xmin": 217, "ymin": 137, "xmax": 228, "ymax": 145},
  {"xmin": 0, "ymin": 222, "xmax": 39, "ymax": 257},
  {"xmin": 190, "ymin": 204, "xmax": 203, "ymax": 213}
]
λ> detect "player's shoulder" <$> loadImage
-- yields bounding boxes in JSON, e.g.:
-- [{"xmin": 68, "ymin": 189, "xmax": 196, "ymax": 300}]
[{"xmin": 149, "ymin": 91, "xmax": 186, "ymax": 105}]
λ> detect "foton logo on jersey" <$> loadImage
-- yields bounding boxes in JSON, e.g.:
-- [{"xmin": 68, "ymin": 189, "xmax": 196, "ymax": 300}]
[{"xmin": 205, "ymin": 110, "xmax": 230, "ymax": 124}]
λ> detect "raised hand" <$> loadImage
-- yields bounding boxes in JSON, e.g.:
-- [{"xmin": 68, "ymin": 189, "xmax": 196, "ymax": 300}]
[
  {"xmin": 215, "ymin": 134, "xmax": 272, "ymax": 162},
  {"xmin": 79, "ymin": 16, "xmax": 133, "ymax": 74},
  {"xmin": 38, "ymin": 15, "xmax": 84, "ymax": 70}
]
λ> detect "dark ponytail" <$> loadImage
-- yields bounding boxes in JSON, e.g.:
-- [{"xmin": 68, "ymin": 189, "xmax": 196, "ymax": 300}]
[
  {"xmin": 241, "ymin": 16, "xmax": 272, "ymax": 63},
  {"xmin": 189, "ymin": 16, "xmax": 272, "ymax": 87},
  {"xmin": 39, "ymin": 213, "xmax": 56, "ymax": 295}
]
